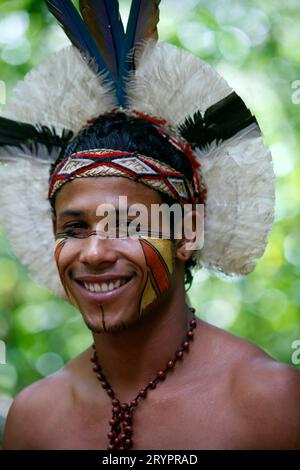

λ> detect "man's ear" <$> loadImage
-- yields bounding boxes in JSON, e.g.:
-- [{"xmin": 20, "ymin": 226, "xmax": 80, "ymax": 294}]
[
  {"xmin": 175, "ymin": 206, "xmax": 204, "ymax": 262},
  {"xmin": 176, "ymin": 238, "xmax": 193, "ymax": 263}
]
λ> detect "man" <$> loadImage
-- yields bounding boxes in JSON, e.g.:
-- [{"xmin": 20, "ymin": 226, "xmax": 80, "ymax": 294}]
[{"xmin": 1, "ymin": 0, "xmax": 300, "ymax": 450}]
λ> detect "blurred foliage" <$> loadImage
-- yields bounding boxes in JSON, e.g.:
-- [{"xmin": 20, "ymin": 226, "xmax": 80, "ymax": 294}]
[{"xmin": 0, "ymin": 0, "xmax": 300, "ymax": 419}]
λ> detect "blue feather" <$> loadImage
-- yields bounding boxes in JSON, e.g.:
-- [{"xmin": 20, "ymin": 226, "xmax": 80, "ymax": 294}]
[
  {"xmin": 45, "ymin": 1, "xmax": 161, "ymax": 108},
  {"xmin": 45, "ymin": 0, "xmax": 114, "ymax": 84},
  {"xmin": 134, "ymin": 0, "xmax": 160, "ymax": 45},
  {"xmin": 117, "ymin": 0, "xmax": 161, "ymax": 107},
  {"xmin": 117, "ymin": 0, "xmax": 141, "ymax": 106},
  {"xmin": 79, "ymin": 0, "xmax": 125, "ymax": 81},
  {"xmin": 105, "ymin": 0, "xmax": 125, "ymax": 66}
]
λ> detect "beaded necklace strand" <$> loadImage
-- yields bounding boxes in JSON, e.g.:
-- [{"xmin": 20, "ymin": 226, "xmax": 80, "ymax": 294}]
[{"xmin": 90, "ymin": 307, "xmax": 197, "ymax": 450}]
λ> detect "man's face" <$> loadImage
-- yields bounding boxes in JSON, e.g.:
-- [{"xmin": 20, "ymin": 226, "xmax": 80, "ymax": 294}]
[{"xmin": 52, "ymin": 177, "xmax": 178, "ymax": 333}]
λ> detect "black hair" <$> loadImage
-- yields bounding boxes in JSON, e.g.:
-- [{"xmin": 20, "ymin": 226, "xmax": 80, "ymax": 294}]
[{"xmin": 50, "ymin": 111, "xmax": 197, "ymax": 289}]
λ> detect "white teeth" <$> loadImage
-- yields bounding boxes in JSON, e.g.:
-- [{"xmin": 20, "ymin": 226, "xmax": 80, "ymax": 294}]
[
  {"xmin": 82, "ymin": 279, "xmax": 128, "ymax": 293},
  {"xmin": 84, "ymin": 282, "xmax": 95, "ymax": 292}
]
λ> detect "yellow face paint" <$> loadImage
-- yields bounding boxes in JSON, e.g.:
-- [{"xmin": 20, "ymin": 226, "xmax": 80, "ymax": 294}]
[{"xmin": 138, "ymin": 237, "xmax": 174, "ymax": 315}]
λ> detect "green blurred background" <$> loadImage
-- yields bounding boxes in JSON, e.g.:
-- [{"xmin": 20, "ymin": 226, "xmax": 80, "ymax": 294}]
[{"xmin": 0, "ymin": 0, "xmax": 300, "ymax": 443}]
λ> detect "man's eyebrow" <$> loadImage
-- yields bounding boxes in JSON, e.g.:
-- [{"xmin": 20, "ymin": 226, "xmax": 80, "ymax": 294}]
[{"xmin": 58, "ymin": 209, "xmax": 87, "ymax": 219}]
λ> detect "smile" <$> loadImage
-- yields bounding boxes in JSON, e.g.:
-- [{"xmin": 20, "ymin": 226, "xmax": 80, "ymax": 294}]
[
  {"xmin": 83, "ymin": 279, "xmax": 127, "ymax": 293},
  {"xmin": 74, "ymin": 276, "xmax": 133, "ymax": 302}
]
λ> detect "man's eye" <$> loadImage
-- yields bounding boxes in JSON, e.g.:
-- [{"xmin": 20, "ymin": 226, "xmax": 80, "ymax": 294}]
[
  {"xmin": 64, "ymin": 222, "xmax": 86, "ymax": 229},
  {"xmin": 62, "ymin": 222, "xmax": 88, "ymax": 237}
]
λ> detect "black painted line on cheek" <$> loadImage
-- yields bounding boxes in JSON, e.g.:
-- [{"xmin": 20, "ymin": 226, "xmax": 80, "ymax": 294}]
[{"xmin": 101, "ymin": 304, "xmax": 107, "ymax": 332}]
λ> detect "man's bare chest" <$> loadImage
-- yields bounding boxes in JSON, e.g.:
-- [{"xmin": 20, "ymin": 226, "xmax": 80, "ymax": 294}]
[{"xmin": 39, "ymin": 390, "xmax": 243, "ymax": 450}]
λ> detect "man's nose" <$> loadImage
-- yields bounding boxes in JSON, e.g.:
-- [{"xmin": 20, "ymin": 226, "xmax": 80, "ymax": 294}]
[{"xmin": 78, "ymin": 234, "xmax": 118, "ymax": 266}]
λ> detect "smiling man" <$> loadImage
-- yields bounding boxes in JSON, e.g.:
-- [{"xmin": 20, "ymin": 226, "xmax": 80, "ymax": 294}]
[
  {"xmin": 49, "ymin": 112, "xmax": 204, "ymax": 339},
  {"xmin": 53, "ymin": 176, "xmax": 183, "ymax": 334},
  {"xmin": 1, "ymin": 0, "xmax": 300, "ymax": 451}
]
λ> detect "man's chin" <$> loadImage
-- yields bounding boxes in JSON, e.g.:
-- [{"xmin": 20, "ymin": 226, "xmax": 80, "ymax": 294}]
[{"xmin": 81, "ymin": 309, "xmax": 140, "ymax": 334}]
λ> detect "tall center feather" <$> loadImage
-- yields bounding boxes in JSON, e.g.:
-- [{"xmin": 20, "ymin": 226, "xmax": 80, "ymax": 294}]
[{"xmin": 79, "ymin": 0, "xmax": 125, "ymax": 81}]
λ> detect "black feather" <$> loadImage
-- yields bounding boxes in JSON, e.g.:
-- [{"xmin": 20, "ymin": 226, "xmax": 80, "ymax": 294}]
[
  {"xmin": 179, "ymin": 110, "xmax": 204, "ymax": 145},
  {"xmin": 0, "ymin": 116, "xmax": 74, "ymax": 162},
  {"xmin": 179, "ymin": 92, "xmax": 258, "ymax": 149}
]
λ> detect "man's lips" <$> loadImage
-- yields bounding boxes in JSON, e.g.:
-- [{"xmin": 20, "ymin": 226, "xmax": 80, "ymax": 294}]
[{"xmin": 72, "ymin": 274, "xmax": 134, "ymax": 303}]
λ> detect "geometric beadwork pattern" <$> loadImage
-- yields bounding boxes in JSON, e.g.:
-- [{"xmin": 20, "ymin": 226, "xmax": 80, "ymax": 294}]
[
  {"xmin": 57, "ymin": 157, "xmax": 96, "ymax": 175},
  {"xmin": 48, "ymin": 149, "xmax": 204, "ymax": 206},
  {"xmin": 112, "ymin": 157, "xmax": 156, "ymax": 174}
]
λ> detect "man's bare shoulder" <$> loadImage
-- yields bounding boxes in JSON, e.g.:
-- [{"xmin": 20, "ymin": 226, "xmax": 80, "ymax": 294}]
[
  {"xmin": 198, "ymin": 320, "xmax": 300, "ymax": 449},
  {"xmin": 2, "ymin": 351, "xmax": 88, "ymax": 450},
  {"xmin": 233, "ymin": 352, "xmax": 300, "ymax": 449}
]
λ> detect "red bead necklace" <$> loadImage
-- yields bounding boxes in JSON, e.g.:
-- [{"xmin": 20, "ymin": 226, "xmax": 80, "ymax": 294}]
[{"xmin": 90, "ymin": 307, "xmax": 197, "ymax": 451}]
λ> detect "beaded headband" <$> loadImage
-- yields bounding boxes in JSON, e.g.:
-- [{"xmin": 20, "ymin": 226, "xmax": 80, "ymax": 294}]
[
  {"xmin": 49, "ymin": 149, "xmax": 204, "ymax": 206},
  {"xmin": 49, "ymin": 111, "xmax": 207, "ymax": 207}
]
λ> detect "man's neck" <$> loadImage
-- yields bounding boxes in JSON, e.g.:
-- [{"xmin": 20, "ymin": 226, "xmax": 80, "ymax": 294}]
[{"xmin": 91, "ymin": 286, "xmax": 193, "ymax": 401}]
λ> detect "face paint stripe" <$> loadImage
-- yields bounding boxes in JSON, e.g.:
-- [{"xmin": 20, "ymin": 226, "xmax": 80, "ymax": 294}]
[
  {"xmin": 139, "ymin": 238, "xmax": 170, "ymax": 294},
  {"xmin": 141, "ymin": 237, "xmax": 174, "ymax": 274},
  {"xmin": 65, "ymin": 285, "xmax": 80, "ymax": 309},
  {"xmin": 101, "ymin": 304, "xmax": 107, "ymax": 332},
  {"xmin": 54, "ymin": 238, "xmax": 67, "ymax": 264},
  {"xmin": 54, "ymin": 236, "xmax": 80, "ymax": 309}
]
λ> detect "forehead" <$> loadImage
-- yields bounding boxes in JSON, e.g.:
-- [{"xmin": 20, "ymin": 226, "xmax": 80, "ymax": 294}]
[{"xmin": 55, "ymin": 176, "xmax": 163, "ymax": 215}]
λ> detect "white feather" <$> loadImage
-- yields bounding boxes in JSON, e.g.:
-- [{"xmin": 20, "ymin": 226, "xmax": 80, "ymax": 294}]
[
  {"xmin": 126, "ymin": 41, "xmax": 232, "ymax": 127},
  {"xmin": 0, "ymin": 160, "xmax": 66, "ymax": 298},
  {"xmin": 0, "ymin": 46, "xmax": 117, "ymax": 135},
  {"xmin": 195, "ymin": 125, "xmax": 275, "ymax": 275}
]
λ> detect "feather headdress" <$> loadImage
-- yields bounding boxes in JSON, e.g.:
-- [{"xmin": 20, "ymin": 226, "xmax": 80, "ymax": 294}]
[{"xmin": 0, "ymin": 0, "xmax": 275, "ymax": 299}]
